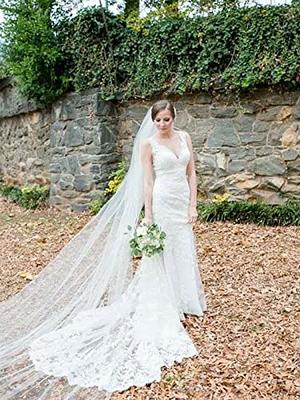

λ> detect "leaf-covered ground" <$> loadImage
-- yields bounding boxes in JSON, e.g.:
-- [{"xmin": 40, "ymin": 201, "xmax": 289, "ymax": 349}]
[{"xmin": 1, "ymin": 198, "xmax": 299, "ymax": 399}]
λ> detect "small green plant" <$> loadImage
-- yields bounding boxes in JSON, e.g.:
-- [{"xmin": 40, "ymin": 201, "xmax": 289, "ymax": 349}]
[
  {"xmin": 0, "ymin": 183, "xmax": 49, "ymax": 209},
  {"xmin": 104, "ymin": 161, "xmax": 127, "ymax": 197},
  {"xmin": 89, "ymin": 161, "xmax": 127, "ymax": 215},
  {"xmin": 19, "ymin": 184, "xmax": 49, "ymax": 209},
  {"xmin": 89, "ymin": 193, "xmax": 107, "ymax": 215}
]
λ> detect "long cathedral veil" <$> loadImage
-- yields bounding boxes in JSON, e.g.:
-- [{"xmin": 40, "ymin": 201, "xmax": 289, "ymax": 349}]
[{"xmin": 0, "ymin": 106, "xmax": 157, "ymax": 399}]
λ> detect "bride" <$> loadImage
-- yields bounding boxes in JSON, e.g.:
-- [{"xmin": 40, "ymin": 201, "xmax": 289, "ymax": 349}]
[{"xmin": 0, "ymin": 99, "xmax": 207, "ymax": 399}]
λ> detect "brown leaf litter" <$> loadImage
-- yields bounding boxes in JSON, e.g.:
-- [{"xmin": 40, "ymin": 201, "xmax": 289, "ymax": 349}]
[{"xmin": 0, "ymin": 197, "xmax": 299, "ymax": 400}]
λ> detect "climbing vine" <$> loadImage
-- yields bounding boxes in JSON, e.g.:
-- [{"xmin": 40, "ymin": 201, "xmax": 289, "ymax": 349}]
[{"xmin": 0, "ymin": 2, "xmax": 299, "ymax": 104}]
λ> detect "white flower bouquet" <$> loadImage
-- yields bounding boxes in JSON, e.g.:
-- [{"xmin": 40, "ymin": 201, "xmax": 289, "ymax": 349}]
[{"xmin": 127, "ymin": 222, "xmax": 166, "ymax": 258}]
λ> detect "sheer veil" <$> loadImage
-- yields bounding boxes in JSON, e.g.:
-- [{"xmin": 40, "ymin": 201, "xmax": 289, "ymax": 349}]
[{"xmin": 0, "ymin": 107, "xmax": 157, "ymax": 399}]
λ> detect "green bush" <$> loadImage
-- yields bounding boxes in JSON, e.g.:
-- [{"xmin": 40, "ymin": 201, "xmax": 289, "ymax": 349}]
[
  {"xmin": 89, "ymin": 194, "xmax": 107, "ymax": 215},
  {"xmin": 0, "ymin": 0, "xmax": 70, "ymax": 104},
  {"xmin": 0, "ymin": 183, "xmax": 49, "ymax": 209},
  {"xmin": 1, "ymin": 3, "xmax": 300, "ymax": 104},
  {"xmin": 197, "ymin": 199, "xmax": 300, "ymax": 226}
]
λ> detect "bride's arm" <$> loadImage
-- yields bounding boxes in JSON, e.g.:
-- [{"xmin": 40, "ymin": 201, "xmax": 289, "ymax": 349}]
[
  {"xmin": 182, "ymin": 131, "xmax": 198, "ymax": 224},
  {"xmin": 140, "ymin": 139, "xmax": 154, "ymax": 224}
]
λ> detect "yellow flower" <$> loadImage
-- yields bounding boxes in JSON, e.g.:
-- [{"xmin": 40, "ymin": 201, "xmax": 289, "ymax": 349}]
[{"xmin": 212, "ymin": 193, "xmax": 230, "ymax": 204}]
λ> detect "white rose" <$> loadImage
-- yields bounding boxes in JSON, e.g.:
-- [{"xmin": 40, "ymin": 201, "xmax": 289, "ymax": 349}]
[{"xmin": 136, "ymin": 226, "xmax": 148, "ymax": 236}]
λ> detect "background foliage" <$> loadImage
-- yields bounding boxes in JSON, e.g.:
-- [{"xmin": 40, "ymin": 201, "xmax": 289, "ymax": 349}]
[
  {"xmin": 0, "ymin": 183, "xmax": 49, "ymax": 209},
  {"xmin": 0, "ymin": 1, "xmax": 299, "ymax": 104}
]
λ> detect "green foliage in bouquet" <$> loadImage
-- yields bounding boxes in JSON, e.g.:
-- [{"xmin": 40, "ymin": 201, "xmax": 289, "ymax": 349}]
[{"xmin": 127, "ymin": 223, "xmax": 166, "ymax": 258}]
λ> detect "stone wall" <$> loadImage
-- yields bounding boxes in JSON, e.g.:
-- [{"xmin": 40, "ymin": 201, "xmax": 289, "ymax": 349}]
[
  {"xmin": 0, "ymin": 77, "xmax": 299, "ymax": 211},
  {"xmin": 0, "ymin": 79, "xmax": 51, "ymax": 187},
  {"xmin": 0, "ymin": 80, "xmax": 122, "ymax": 211}
]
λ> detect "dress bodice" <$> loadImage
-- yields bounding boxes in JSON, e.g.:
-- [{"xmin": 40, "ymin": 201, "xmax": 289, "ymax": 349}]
[{"xmin": 149, "ymin": 131, "xmax": 190, "ymax": 179}]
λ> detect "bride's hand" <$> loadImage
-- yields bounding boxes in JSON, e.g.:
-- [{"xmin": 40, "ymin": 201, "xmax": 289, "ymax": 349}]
[
  {"xmin": 188, "ymin": 206, "xmax": 198, "ymax": 224},
  {"xmin": 142, "ymin": 216, "xmax": 153, "ymax": 225}
]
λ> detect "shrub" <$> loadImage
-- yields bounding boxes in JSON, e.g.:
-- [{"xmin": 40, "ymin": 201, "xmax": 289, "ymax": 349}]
[
  {"xmin": 89, "ymin": 161, "xmax": 127, "ymax": 215},
  {"xmin": 197, "ymin": 197, "xmax": 300, "ymax": 226},
  {"xmin": 0, "ymin": 183, "xmax": 49, "ymax": 209}
]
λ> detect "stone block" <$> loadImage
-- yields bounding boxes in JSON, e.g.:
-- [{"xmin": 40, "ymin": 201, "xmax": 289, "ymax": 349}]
[
  {"xmin": 59, "ymin": 174, "xmax": 74, "ymax": 190},
  {"xmin": 292, "ymin": 98, "xmax": 300, "ymax": 119},
  {"xmin": 188, "ymin": 105, "xmax": 210, "ymax": 119},
  {"xmin": 173, "ymin": 110, "xmax": 189, "ymax": 130},
  {"xmin": 255, "ymin": 146, "xmax": 273, "ymax": 157},
  {"xmin": 281, "ymin": 183, "xmax": 300, "ymax": 200},
  {"xmin": 86, "ymin": 145, "xmax": 102, "ymax": 155},
  {"xmin": 287, "ymin": 158, "xmax": 300, "ymax": 173},
  {"xmin": 228, "ymin": 148, "xmax": 256, "ymax": 161},
  {"xmin": 233, "ymin": 116, "xmax": 254, "ymax": 132},
  {"xmin": 281, "ymin": 149, "xmax": 298, "ymax": 161},
  {"xmin": 71, "ymin": 202, "xmax": 90, "ymax": 212},
  {"xmin": 197, "ymin": 153, "xmax": 216, "ymax": 174},
  {"xmin": 267, "ymin": 122, "xmax": 291, "ymax": 146},
  {"xmin": 63, "ymin": 190, "xmax": 78, "ymax": 199},
  {"xmin": 210, "ymin": 106, "xmax": 238, "ymax": 118},
  {"xmin": 227, "ymin": 160, "xmax": 247, "ymax": 173},
  {"xmin": 281, "ymin": 124, "xmax": 299, "ymax": 147},
  {"xmin": 64, "ymin": 122, "xmax": 84, "ymax": 147},
  {"xmin": 90, "ymin": 164, "xmax": 101, "ymax": 174},
  {"xmin": 84, "ymin": 131, "xmax": 94, "ymax": 145},
  {"xmin": 240, "ymin": 103, "xmax": 261, "ymax": 114},
  {"xmin": 49, "ymin": 163, "xmax": 61, "ymax": 173},
  {"xmin": 74, "ymin": 175, "xmax": 93, "ymax": 192},
  {"xmin": 207, "ymin": 120, "xmax": 239, "ymax": 147},
  {"xmin": 50, "ymin": 173, "xmax": 60, "ymax": 184},
  {"xmin": 257, "ymin": 107, "xmax": 282, "ymax": 121},
  {"xmin": 253, "ymin": 120, "xmax": 270, "ymax": 133},
  {"xmin": 264, "ymin": 92, "xmax": 299, "ymax": 106},
  {"xmin": 96, "ymin": 98, "xmax": 117, "ymax": 117},
  {"xmin": 240, "ymin": 132, "xmax": 266, "ymax": 145},
  {"xmin": 259, "ymin": 176, "xmax": 285, "ymax": 190},
  {"xmin": 126, "ymin": 105, "xmax": 149, "ymax": 120},
  {"xmin": 216, "ymin": 152, "xmax": 228, "ymax": 170},
  {"xmin": 236, "ymin": 178, "xmax": 260, "ymax": 190},
  {"xmin": 250, "ymin": 155, "xmax": 286, "ymax": 176}
]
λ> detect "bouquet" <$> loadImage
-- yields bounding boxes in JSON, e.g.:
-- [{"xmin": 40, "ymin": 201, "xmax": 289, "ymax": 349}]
[{"xmin": 127, "ymin": 222, "xmax": 166, "ymax": 258}]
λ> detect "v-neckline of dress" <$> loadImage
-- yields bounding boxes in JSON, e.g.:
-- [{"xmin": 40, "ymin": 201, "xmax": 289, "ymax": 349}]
[{"xmin": 153, "ymin": 133, "xmax": 183, "ymax": 160}]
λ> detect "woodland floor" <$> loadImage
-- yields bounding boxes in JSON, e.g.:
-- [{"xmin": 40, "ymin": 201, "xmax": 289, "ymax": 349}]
[{"xmin": 0, "ymin": 197, "xmax": 299, "ymax": 400}]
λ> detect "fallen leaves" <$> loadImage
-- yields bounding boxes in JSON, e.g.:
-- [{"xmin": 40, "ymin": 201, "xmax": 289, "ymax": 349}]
[
  {"xmin": 0, "ymin": 197, "xmax": 299, "ymax": 399},
  {"xmin": 16, "ymin": 271, "xmax": 34, "ymax": 280}
]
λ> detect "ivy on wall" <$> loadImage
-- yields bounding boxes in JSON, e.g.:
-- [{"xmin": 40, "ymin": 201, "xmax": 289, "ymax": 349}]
[{"xmin": 1, "ymin": 3, "xmax": 299, "ymax": 105}]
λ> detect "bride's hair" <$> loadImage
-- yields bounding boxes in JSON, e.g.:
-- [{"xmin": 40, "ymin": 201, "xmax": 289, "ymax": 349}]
[{"xmin": 151, "ymin": 100, "xmax": 176, "ymax": 121}]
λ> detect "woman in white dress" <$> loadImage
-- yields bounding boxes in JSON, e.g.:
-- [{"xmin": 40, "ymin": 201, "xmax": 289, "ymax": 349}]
[
  {"xmin": 141, "ymin": 100, "xmax": 206, "ymax": 318},
  {"xmin": 0, "ymin": 100, "xmax": 207, "ymax": 399}
]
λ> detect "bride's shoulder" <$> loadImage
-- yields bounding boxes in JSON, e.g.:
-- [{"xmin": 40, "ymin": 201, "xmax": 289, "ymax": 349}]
[
  {"xmin": 141, "ymin": 138, "xmax": 154, "ymax": 156},
  {"xmin": 177, "ymin": 130, "xmax": 190, "ymax": 141},
  {"xmin": 141, "ymin": 137, "xmax": 153, "ymax": 148}
]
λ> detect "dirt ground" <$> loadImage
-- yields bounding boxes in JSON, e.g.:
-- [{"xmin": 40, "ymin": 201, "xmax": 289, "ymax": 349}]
[{"xmin": 1, "ymin": 197, "xmax": 299, "ymax": 400}]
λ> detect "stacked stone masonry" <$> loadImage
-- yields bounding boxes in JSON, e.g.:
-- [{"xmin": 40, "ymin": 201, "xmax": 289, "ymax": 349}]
[{"xmin": 0, "ymin": 78, "xmax": 299, "ymax": 211}]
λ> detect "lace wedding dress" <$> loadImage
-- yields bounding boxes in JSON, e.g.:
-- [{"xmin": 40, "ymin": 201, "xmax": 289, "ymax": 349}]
[{"xmin": 28, "ymin": 131, "xmax": 207, "ymax": 394}]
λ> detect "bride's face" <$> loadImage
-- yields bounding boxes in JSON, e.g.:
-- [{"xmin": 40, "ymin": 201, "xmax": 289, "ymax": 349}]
[{"xmin": 153, "ymin": 109, "xmax": 174, "ymax": 133}]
